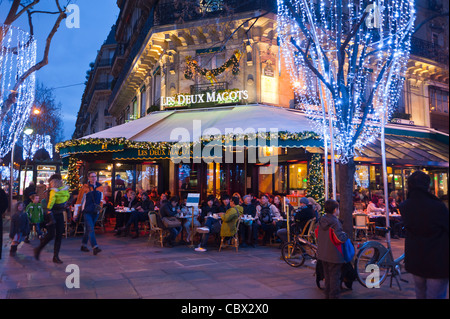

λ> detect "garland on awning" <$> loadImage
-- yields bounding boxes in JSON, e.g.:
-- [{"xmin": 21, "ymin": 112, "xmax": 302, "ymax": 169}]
[
  {"xmin": 184, "ymin": 50, "xmax": 242, "ymax": 84},
  {"xmin": 56, "ymin": 131, "xmax": 320, "ymax": 155}
]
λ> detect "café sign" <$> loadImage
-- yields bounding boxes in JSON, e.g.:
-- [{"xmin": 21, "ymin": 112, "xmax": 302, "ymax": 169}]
[{"xmin": 161, "ymin": 90, "xmax": 249, "ymax": 108}]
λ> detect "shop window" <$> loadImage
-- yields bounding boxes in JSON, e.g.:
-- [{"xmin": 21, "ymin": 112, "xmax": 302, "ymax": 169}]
[
  {"xmin": 137, "ymin": 164, "xmax": 158, "ymax": 193},
  {"xmin": 355, "ymin": 165, "xmax": 369, "ymax": 189},
  {"xmin": 178, "ymin": 163, "xmax": 199, "ymax": 198},
  {"xmin": 258, "ymin": 166, "xmax": 273, "ymax": 195},
  {"xmin": 206, "ymin": 162, "xmax": 221, "ymax": 197},
  {"xmin": 274, "ymin": 164, "xmax": 287, "ymax": 194},
  {"xmin": 289, "ymin": 163, "xmax": 308, "ymax": 191}
]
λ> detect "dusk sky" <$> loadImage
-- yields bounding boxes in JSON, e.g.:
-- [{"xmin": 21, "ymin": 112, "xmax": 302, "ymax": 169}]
[{"xmin": 0, "ymin": 0, "xmax": 119, "ymax": 141}]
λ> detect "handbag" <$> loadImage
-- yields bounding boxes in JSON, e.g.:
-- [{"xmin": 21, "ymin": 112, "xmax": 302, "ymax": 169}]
[
  {"xmin": 162, "ymin": 216, "xmax": 181, "ymax": 228},
  {"xmin": 329, "ymin": 228, "xmax": 355, "ymax": 263}
]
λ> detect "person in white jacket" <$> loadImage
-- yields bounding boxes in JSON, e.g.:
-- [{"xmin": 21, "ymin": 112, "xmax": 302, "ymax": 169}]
[{"xmin": 367, "ymin": 196, "xmax": 385, "ymax": 215}]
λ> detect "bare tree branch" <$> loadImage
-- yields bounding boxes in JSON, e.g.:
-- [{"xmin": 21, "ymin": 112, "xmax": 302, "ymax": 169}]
[{"xmin": 1, "ymin": 0, "xmax": 68, "ymax": 124}]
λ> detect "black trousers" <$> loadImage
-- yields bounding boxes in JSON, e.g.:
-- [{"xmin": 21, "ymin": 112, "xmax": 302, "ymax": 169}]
[
  {"xmin": 37, "ymin": 212, "xmax": 64, "ymax": 258},
  {"xmin": 322, "ymin": 261, "xmax": 342, "ymax": 299}
]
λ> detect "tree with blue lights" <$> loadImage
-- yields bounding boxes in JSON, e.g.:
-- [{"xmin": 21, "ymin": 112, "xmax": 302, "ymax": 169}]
[{"xmin": 277, "ymin": 0, "xmax": 415, "ymax": 235}]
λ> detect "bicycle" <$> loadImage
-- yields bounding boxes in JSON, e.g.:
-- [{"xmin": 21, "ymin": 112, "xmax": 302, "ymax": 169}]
[
  {"xmin": 281, "ymin": 236, "xmax": 317, "ymax": 268},
  {"xmin": 354, "ymin": 227, "xmax": 407, "ymax": 289}
]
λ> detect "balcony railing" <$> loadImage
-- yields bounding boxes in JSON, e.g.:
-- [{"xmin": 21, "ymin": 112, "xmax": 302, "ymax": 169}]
[
  {"xmin": 155, "ymin": 0, "xmax": 276, "ymax": 26},
  {"xmin": 411, "ymin": 36, "xmax": 449, "ymax": 66}
]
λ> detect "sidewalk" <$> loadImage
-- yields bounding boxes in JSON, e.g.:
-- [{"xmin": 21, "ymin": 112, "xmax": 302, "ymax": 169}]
[{"xmin": 0, "ymin": 228, "xmax": 427, "ymax": 299}]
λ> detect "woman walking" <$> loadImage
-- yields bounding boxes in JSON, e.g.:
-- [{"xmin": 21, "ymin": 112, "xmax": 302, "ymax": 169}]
[{"xmin": 34, "ymin": 174, "xmax": 70, "ymax": 264}]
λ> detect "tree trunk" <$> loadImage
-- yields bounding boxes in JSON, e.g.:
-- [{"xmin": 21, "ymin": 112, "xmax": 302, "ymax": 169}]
[{"xmin": 338, "ymin": 157, "xmax": 356, "ymax": 238}]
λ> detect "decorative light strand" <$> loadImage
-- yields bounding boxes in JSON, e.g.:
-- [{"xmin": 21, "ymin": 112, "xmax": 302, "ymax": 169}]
[{"xmin": 277, "ymin": 0, "xmax": 415, "ymax": 163}]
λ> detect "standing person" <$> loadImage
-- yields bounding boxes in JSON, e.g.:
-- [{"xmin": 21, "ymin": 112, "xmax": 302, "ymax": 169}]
[
  {"xmin": 0, "ymin": 184, "xmax": 9, "ymax": 259},
  {"xmin": 23, "ymin": 181, "xmax": 36, "ymax": 206},
  {"xmin": 36, "ymin": 180, "xmax": 47, "ymax": 202},
  {"xmin": 25, "ymin": 193, "xmax": 44, "ymax": 240},
  {"xmin": 80, "ymin": 172, "xmax": 103, "ymax": 255},
  {"xmin": 399, "ymin": 171, "xmax": 449, "ymax": 299},
  {"xmin": 9, "ymin": 202, "xmax": 30, "ymax": 257},
  {"xmin": 34, "ymin": 174, "xmax": 70, "ymax": 264},
  {"xmin": 316, "ymin": 199, "xmax": 348, "ymax": 299}
]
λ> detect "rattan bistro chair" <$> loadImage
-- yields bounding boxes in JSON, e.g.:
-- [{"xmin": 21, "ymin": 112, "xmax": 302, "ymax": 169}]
[
  {"xmin": 148, "ymin": 211, "xmax": 164, "ymax": 247},
  {"xmin": 353, "ymin": 213, "xmax": 369, "ymax": 241}
]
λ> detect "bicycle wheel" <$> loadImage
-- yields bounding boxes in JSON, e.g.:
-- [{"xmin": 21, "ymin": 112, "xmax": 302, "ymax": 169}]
[
  {"xmin": 281, "ymin": 242, "xmax": 305, "ymax": 267},
  {"xmin": 354, "ymin": 245, "xmax": 389, "ymax": 288}
]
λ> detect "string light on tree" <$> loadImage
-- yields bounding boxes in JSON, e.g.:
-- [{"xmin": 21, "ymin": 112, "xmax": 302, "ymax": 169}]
[
  {"xmin": 0, "ymin": 26, "xmax": 37, "ymax": 158},
  {"xmin": 277, "ymin": 0, "xmax": 415, "ymax": 163}
]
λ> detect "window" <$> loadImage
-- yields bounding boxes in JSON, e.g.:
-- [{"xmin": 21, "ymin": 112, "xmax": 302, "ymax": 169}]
[
  {"xmin": 429, "ymin": 86, "xmax": 449, "ymax": 114},
  {"xmin": 289, "ymin": 163, "xmax": 308, "ymax": 191},
  {"xmin": 140, "ymin": 86, "xmax": 147, "ymax": 117},
  {"xmin": 137, "ymin": 164, "xmax": 158, "ymax": 192}
]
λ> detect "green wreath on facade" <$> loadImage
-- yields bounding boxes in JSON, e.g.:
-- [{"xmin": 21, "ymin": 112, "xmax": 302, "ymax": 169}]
[{"xmin": 184, "ymin": 50, "xmax": 242, "ymax": 84}]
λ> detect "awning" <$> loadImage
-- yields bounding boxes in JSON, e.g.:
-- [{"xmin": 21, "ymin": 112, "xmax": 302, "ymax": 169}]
[
  {"xmin": 57, "ymin": 104, "xmax": 322, "ymax": 160},
  {"xmin": 353, "ymin": 134, "xmax": 449, "ymax": 167},
  {"xmin": 82, "ymin": 104, "xmax": 321, "ymax": 146}
]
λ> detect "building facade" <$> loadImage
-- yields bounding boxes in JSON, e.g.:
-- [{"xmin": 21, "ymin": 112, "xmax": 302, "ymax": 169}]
[{"xmin": 69, "ymin": 0, "xmax": 449, "ymax": 204}]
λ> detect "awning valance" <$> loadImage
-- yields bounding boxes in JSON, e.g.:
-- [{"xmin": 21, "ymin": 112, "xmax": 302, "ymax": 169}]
[{"xmin": 57, "ymin": 104, "xmax": 322, "ymax": 158}]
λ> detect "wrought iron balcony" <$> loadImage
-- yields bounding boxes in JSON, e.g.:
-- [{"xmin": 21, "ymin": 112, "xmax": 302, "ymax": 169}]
[
  {"xmin": 155, "ymin": 0, "xmax": 276, "ymax": 26},
  {"xmin": 411, "ymin": 36, "xmax": 449, "ymax": 66}
]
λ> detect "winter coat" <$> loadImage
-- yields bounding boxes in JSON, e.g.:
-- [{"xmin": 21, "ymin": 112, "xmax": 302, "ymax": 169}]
[
  {"xmin": 399, "ymin": 189, "xmax": 449, "ymax": 279},
  {"xmin": 316, "ymin": 214, "xmax": 348, "ymax": 264},
  {"xmin": 9, "ymin": 211, "xmax": 30, "ymax": 239},
  {"xmin": 220, "ymin": 205, "xmax": 242, "ymax": 237},
  {"xmin": 81, "ymin": 182, "xmax": 103, "ymax": 214},
  {"xmin": 25, "ymin": 202, "xmax": 44, "ymax": 224},
  {"xmin": 48, "ymin": 186, "xmax": 70, "ymax": 213}
]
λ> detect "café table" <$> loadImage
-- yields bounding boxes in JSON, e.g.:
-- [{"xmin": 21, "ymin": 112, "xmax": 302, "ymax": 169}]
[
  {"xmin": 114, "ymin": 206, "xmax": 133, "ymax": 230},
  {"xmin": 175, "ymin": 213, "xmax": 193, "ymax": 243}
]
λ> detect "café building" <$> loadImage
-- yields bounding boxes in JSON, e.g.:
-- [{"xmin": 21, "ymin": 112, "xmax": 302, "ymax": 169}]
[{"xmin": 65, "ymin": 0, "xmax": 449, "ymax": 205}]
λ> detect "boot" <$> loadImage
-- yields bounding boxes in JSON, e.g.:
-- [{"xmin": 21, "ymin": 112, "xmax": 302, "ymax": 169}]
[
  {"xmin": 53, "ymin": 256, "xmax": 63, "ymax": 264},
  {"xmin": 9, "ymin": 245, "xmax": 17, "ymax": 257},
  {"xmin": 34, "ymin": 247, "xmax": 41, "ymax": 260}
]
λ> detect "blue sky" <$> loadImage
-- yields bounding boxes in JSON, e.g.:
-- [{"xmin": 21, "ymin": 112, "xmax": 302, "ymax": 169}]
[{"xmin": 1, "ymin": 0, "xmax": 119, "ymax": 141}]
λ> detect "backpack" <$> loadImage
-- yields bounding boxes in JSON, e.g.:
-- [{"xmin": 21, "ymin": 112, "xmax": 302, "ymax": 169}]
[{"xmin": 259, "ymin": 205, "xmax": 273, "ymax": 224}]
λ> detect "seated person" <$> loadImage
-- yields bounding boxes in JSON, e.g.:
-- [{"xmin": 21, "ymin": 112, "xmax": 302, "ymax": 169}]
[
  {"xmin": 195, "ymin": 195, "xmax": 221, "ymax": 252},
  {"xmin": 220, "ymin": 196, "xmax": 242, "ymax": 242},
  {"xmin": 120, "ymin": 192, "xmax": 155, "ymax": 238},
  {"xmin": 218, "ymin": 195, "xmax": 230, "ymax": 214},
  {"xmin": 367, "ymin": 196, "xmax": 385, "ymax": 215},
  {"xmin": 239, "ymin": 195, "xmax": 258, "ymax": 248},
  {"xmin": 199, "ymin": 195, "xmax": 218, "ymax": 223},
  {"xmin": 294, "ymin": 197, "xmax": 315, "ymax": 231},
  {"xmin": 159, "ymin": 196, "xmax": 182, "ymax": 247},
  {"xmin": 278, "ymin": 197, "xmax": 315, "ymax": 243},
  {"xmin": 155, "ymin": 193, "xmax": 168, "ymax": 210},
  {"xmin": 115, "ymin": 189, "xmax": 141, "ymax": 236},
  {"xmin": 255, "ymin": 194, "xmax": 277, "ymax": 246}
]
